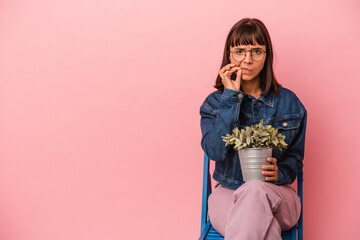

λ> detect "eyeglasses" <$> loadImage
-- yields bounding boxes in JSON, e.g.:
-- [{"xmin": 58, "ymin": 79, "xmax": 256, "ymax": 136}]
[{"xmin": 228, "ymin": 48, "xmax": 266, "ymax": 62}]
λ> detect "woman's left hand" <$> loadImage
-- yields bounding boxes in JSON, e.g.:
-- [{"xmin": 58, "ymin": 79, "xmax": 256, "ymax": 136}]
[{"xmin": 262, "ymin": 157, "xmax": 278, "ymax": 182}]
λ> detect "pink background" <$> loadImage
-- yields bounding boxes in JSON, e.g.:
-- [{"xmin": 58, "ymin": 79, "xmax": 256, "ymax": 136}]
[{"xmin": 1, "ymin": 0, "xmax": 359, "ymax": 239}]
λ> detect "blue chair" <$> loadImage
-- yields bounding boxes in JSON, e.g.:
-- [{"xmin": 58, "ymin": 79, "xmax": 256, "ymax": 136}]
[{"xmin": 199, "ymin": 153, "xmax": 303, "ymax": 240}]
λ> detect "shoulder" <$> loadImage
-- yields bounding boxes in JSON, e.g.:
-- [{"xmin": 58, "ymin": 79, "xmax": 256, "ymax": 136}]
[
  {"xmin": 200, "ymin": 89, "xmax": 223, "ymax": 112},
  {"xmin": 203, "ymin": 89, "xmax": 223, "ymax": 101},
  {"xmin": 276, "ymin": 86, "xmax": 306, "ymax": 115},
  {"xmin": 277, "ymin": 86, "xmax": 300, "ymax": 99}
]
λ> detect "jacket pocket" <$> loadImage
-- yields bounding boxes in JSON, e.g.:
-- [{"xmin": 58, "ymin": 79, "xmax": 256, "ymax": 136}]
[
  {"xmin": 270, "ymin": 116, "xmax": 302, "ymax": 157},
  {"xmin": 271, "ymin": 116, "xmax": 302, "ymax": 131}
]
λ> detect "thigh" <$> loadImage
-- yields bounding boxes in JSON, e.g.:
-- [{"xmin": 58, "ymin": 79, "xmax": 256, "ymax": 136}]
[{"xmin": 208, "ymin": 183, "xmax": 234, "ymax": 236}]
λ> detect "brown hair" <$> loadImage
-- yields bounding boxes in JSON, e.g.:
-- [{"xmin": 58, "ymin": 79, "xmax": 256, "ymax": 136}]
[{"xmin": 214, "ymin": 18, "xmax": 281, "ymax": 96}]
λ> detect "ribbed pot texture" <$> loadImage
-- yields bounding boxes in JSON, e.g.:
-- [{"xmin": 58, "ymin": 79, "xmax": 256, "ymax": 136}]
[{"xmin": 238, "ymin": 148, "xmax": 273, "ymax": 182}]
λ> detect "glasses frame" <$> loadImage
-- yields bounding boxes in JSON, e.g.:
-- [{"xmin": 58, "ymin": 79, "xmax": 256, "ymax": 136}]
[{"xmin": 228, "ymin": 48, "xmax": 267, "ymax": 62}]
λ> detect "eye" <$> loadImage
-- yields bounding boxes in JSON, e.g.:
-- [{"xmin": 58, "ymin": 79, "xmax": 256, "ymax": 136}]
[
  {"xmin": 253, "ymin": 49, "xmax": 262, "ymax": 54},
  {"xmin": 236, "ymin": 49, "xmax": 244, "ymax": 54}
]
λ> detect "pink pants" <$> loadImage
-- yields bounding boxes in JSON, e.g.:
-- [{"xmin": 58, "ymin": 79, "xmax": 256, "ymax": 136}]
[{"xmin": 208, "ymin": 181, "xmax": 301, "ymax": 240}]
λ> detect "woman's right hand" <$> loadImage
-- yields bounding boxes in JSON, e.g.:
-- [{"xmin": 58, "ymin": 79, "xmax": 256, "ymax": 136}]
[{"xmin": 218, "ymin": 63, "xmax": 242, "ymax": 91}]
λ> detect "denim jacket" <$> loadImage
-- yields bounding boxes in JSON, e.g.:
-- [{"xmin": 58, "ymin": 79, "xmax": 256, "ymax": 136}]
[{"xmin": 199, "ymin": 86, "xmax": 307, "ymax": 190}]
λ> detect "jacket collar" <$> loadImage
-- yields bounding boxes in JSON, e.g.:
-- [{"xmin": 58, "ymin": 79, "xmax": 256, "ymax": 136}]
[{"xmin": 245, "ymin": 87, "xmax": 275, "ymax": 107}]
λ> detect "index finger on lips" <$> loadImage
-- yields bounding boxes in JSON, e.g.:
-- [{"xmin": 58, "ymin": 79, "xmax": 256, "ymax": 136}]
[
  {"xmin": 224, "ymin": 67, "xmax": 240, "ymax": 75},
  {"xmin": 220, "ymin": 64, "xmax": 235, "ymax": 74}
]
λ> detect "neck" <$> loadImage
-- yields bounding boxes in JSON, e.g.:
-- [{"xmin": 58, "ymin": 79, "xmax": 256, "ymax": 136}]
[{"xmin": 241, "ymin": 77, "xmax": 261, "ymax": 98}]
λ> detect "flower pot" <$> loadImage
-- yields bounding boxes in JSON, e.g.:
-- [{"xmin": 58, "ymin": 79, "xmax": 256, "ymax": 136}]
[{"xmin": 238, "ymin": 147, "xmax": 273, "ymax": 182}]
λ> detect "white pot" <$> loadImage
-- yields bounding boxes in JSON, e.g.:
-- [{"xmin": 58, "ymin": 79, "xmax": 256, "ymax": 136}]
[{"xmin": 238, "ymin": 147, "xmax": 273, "ymax": 182}]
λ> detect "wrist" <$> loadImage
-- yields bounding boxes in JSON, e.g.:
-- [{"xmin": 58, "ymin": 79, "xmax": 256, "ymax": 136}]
[{"xmin": 222, "ymin": 88, "xmax": 244, "ymax": 100}]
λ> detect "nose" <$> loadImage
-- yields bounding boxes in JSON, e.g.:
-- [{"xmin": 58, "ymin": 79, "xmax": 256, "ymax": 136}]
[{"xmin": 243, "ymin": 51, "xmax": 253, "ymax": 63}]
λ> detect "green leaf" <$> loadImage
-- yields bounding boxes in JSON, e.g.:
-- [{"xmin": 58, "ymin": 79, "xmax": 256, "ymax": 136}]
[
  {"xmin": 260, "ymin": 132, "xmax": 270, "ymax": 137},
  {"xmin": 246, "ymin": 136, "xmax": 250, "ymax": 145},
  {"xmin": 279, "ymin": 140, "xmax": 287, "ymax": 146}
]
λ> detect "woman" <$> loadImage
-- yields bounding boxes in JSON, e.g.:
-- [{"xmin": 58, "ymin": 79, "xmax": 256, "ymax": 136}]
[{"xmin": 199, "ymin": 18, "xmax": 307, "ymax": 239}]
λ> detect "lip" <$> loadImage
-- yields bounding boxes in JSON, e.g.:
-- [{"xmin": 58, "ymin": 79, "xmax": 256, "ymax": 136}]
[{"xmin": 241, "ymin": 68, "xmax": 251, "ymax": 73}]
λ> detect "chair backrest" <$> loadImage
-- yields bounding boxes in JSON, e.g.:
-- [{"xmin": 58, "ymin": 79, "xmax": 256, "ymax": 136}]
[{"xmin": 200, "ymin": 153, "xmax": 303, "ymax": 240}]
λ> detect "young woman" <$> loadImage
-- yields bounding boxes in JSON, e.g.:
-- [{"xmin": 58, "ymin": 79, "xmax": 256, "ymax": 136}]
[{"xmin": 199, "ymin": 18, "xmax": 307, "ymax": 239}]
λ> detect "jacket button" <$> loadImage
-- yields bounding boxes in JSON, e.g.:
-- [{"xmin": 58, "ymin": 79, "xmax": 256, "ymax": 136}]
[
  {"xmin": 282, "ymin": 122, "xmax": 288, "ymax": 127},
  {"xmin": 258, "ymin": 102, "xmax": 262, "ymax": 107},
  {"xmin": 237, "ymin": 93, "xmax": 243, "ymax": 98}
]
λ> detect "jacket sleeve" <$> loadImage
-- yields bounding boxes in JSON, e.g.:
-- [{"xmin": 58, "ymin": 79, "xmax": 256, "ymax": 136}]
[
  {"xmin": 200, "ymin": 88, "xmax": 243, "ymax": 161},
  {"xmin": 274, "ymin": 108, "xmax": 308, "ymax": 185}
]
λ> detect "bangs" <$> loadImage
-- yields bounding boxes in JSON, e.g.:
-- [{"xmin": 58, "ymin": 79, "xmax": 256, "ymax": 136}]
[{"xmin": 229, "ymin": 24, "xmax": 266, "ymax": 47}]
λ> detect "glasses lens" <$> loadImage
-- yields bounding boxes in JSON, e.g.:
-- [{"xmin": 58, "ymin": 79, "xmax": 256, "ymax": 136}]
[
  {"xmin": 232, "ymin": 49, "xmax": 265, "ymax": 62},
  {"xmin": 232, "ymin": 50, "xmax": 245, "ymax": 62},
  {"xmin": 252, "ymin": 49, "xmax": 265, "ymax": 61}
]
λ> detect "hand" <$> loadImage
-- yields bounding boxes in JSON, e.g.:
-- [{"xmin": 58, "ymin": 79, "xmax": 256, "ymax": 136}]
[
  {"xmin": 262, "ymin": 157, "xmax": 278, "ymax": 182},
  {"xmin": 218, "ymin": 63, "xmax": 242, "ymax": 91}
]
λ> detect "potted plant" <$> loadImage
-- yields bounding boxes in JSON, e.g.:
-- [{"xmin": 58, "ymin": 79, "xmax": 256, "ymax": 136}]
[{"xmin": 221, "ymin": 119, "xmax": 288, "ymax": 182}]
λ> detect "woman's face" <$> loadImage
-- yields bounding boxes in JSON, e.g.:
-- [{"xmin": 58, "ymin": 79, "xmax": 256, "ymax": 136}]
[{"xmin": 228, "ymin": 41, "xmax": 266, "ymax": 82}]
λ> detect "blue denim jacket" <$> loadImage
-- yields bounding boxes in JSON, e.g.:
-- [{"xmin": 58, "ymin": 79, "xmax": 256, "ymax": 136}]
[{"xmin": 199, "ymin": 86, "xmax": 307, "ymax": 190}]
